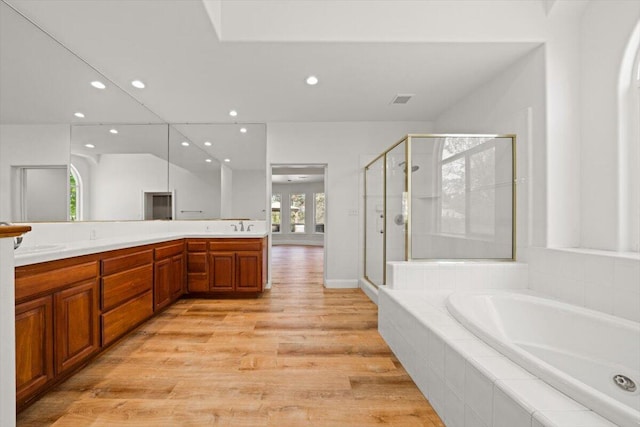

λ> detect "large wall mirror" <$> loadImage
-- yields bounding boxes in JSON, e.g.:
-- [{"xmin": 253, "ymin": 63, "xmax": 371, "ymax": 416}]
[{"xmin": 0, "ymin": 1, "xmax": 267, "ymax": 222}]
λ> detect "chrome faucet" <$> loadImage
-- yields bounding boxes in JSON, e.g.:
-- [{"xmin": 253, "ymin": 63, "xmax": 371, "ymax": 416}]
[{"xmin": 239, "ymin": 220, "xmax": 245, "ymax": 232}]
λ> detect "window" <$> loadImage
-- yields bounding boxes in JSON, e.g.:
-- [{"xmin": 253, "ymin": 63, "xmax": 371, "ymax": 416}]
[
  {"xmin": 439, "ymin": 137, "xmax": 497, "ymax": 237},
  {"xmin": 69, "ymin": 164, "xmax": 82, "ymax": 221},
  {"xmin": 290, "ymin": 193, "xmax": 305, "ymax": 233},
  {"xmin": 271, "ymin": 194, "xmax": 281, "ymax": 233},
  {"xmin": 314, "ymin": 192, "xmax": 325, "ymax": 232}
]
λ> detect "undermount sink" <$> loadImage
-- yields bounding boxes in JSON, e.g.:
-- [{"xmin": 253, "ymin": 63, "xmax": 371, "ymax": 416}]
[{"xmin": 15, "ymin": 244, "xmax": 66, "ymax": 255}]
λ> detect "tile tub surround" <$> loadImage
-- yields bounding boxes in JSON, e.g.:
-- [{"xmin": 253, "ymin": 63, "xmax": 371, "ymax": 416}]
[
  {"xmin": 528, "ymin": 247, "xmax": 640, "ymax": 322},
  {"xmin": 13, "ymin": 220, "xmax": 267, "ymax": 266},
  {"xmin": 386, "ymin": 261, "xmax": 529, "ymax": 291},
  {"xmin": 378, "ymin": 288, "xmax": 619, "ymax": 427}
]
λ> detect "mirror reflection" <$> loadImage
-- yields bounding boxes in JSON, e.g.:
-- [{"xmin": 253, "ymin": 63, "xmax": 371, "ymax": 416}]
[
  {"xmin": 70, "ymin": 124, "xmax": 169, "ymax": 221},
  {"xmin": 170, "ymin": 124, "xmax": 267, "ymax": 220},
  {"xmin": 0, "ymin": 1, "xmax": 267, "ymax": 222}
]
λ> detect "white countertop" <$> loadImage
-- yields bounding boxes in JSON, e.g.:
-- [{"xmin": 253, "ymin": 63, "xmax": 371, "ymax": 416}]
[{"xmin": 14, "ymin": 232, "xmax": 268, "ymax": 266}]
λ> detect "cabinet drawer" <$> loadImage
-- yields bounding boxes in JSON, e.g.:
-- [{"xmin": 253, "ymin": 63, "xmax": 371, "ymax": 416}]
[
  {"xmin": 16, "ymin": 261, "xmax": 98, "ymax": 301},
  {"xmin": 101, "ymin": 291, "xmax": 153, "ymax": 346},
  {"xmin": 187, "ymin": 241, "xmax": 207, "ymax": 252},
  {"xmin": 101, "ymin": 264, "xmax": 152, "ymax": 311},
  {"xmin": 101, "ymin": 250, "xmax": 153, "ymax": 276},
  {"xmin": 209, "ymin": 239, "xmax": 262, "ymax": 252},
  {"xmin": 154, "ymin": 241, "xmax": 184, "ymax": 260}
]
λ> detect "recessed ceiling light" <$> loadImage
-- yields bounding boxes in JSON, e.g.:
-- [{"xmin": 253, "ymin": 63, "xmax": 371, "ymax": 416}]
[
  {"xmin": 204, "ymin": 141, "xmax": 212, "ymax": 146},
  {"xmin": 306, "ymin": 75, "xmax": 319, "ymax": 86},
  {"xmin": 205, "ymin": 158, "xmax": 212, "ymax": 163},
  {"xmin": 109, "ymin": 129, "xmax": 118, "ymax": 134},
  {"xmin": 91, "ymin": 80, "xmax": 106, "ymax": 89},
  {"xmin": 74, "ymin": 112, "xmax": 85, "ymax": 118},
  {"xmin": 224, "ymin": 158, "xmax": 231, "ymax": 163},
  {"xmin": 229, "ymin": 110, "xmax": 238, "ymax": 117},
  {"xmin": 181, "ymin": 141, "xmax": 190, "ymax": 147},
  {"xmin": 131, "ymin": 80, "xmax": 145, "ymax": 89},
  {"xmin": 84, "ymin": 143, "xmax": 95, "ymax": 148},
  {"xmin": 240, "ymin": 127, "xmax": 247, "ymax": 133}
]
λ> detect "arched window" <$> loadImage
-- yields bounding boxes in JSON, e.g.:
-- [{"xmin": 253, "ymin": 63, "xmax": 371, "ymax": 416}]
[
  {"xmin": 69, "ymin": 164, "xmax": 82, "ymax": 221},
  {"xmin": 619, "ymin": 23, "xmax": 640, "ymax": 252}
]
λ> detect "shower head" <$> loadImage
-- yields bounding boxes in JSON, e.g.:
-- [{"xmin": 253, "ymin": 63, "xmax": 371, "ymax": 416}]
[{"xmin": 398, "ymin": 161, "xmax": 419, "ymax": 173}]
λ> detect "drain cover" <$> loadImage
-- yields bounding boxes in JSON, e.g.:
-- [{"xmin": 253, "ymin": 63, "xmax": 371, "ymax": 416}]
[{"xmin": 613, "ymin": 374, "xmax": 637, "ymax": 392}]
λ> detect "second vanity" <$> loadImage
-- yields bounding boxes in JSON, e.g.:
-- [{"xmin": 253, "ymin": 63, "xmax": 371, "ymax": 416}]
[{"xmin": 13, "ymin": 225, "xmax": 268, "ymax": 411}]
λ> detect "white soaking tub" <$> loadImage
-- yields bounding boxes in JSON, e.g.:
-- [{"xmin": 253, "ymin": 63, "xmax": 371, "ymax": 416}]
[{"xmin": 446, "ymin": 291, "xmax": 640, "ymax": 427}]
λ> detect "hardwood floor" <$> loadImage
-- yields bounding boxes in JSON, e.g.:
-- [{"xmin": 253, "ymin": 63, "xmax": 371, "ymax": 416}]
[{"xmin": 17, "ymin": 245, "xmax": 444, "ymax": 426}]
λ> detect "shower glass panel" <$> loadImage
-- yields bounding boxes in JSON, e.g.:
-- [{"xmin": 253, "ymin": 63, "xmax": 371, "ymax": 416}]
[
  {"xmin": 364, "ymin": 156, "xmax": 385, "ymax": 287},
  {"xmin": 385, "ymin": 140, "xmax": 407, "ymax": 265},
  {"xmin": 363, "ymin": 134, "xmax": 515, "ymax": 288},
  {"xmin": 409, "ymin": 135, "xmax": 514, "ymax": 259}
]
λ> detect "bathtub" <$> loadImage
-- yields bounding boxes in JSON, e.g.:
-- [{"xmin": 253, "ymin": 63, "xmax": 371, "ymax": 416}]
[{"xmin": 446, "ymin": 291, "xmax": 640, "ymax": 427}]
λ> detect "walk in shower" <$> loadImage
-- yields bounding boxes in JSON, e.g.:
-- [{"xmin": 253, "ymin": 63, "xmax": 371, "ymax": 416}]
[{"xmin": 364, "ymin": 134, "xmax": 516, "ymax": 287}]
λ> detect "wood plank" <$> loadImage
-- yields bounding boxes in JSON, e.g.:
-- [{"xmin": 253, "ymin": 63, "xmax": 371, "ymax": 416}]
[{"xmin": 17, "ymin": 246, "xmax": 444, "ymax": 427}]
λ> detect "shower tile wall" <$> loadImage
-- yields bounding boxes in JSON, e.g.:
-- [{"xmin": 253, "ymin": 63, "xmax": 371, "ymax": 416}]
[{"xmin": 528, "ymin": 248, "xmax": 640, "ymax": 322}]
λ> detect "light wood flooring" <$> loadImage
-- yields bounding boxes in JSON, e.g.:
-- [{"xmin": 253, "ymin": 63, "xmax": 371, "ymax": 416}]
[{"xmin": 17, "ymin": 245, "xmax": 444, "ymax": 426}]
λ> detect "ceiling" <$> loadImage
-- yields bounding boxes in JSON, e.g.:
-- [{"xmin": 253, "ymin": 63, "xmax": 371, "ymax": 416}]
[
  {"xmin": 1, "ymin": 0, "xmax": 541, "ymax": 125},
  {"xmin": 272, "ymin": 166, "xmax": 325, "ymax": 184}
]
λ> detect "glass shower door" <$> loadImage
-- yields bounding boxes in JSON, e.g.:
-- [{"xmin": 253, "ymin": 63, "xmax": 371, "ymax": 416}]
[
  {"xmin": 385, "ymin": 141, "xmax": 407, "ymax": 266},
  {"xmin": 364, "ymin": 157, "xmax": 384, "ymax": 286}
]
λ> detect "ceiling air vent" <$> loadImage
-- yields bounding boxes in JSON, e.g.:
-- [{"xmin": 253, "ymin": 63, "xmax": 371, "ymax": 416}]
[{"xmin": 391, "ymin": 93, "xmax": 414, "ymax": 105}]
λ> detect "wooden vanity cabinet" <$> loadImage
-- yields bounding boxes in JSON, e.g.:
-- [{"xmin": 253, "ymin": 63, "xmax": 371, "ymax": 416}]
[
  {"xmin": 187, "ymin": 240, "xmax": 209, "ymax": 292},
  {"xmin": 185, "ymin": 238, "xmax": 266, "ymax": 294},
  {"xmin": 15, "ymin": 258, "xmax": 100, "ymax": 408},
  {"xmin": 100, "ymin": 248, "xmax": 154, "ymax": 347},
  {"xmin": 15, "ymin": 295, "xmax": 53, "ymax": 406},
  {"xmin": 154, "ymin": 241, "xmax": 185, "ymax": 311},
  {"xmin": 209, "ymin": 239, "xmax": 266, "ymax": 293}
]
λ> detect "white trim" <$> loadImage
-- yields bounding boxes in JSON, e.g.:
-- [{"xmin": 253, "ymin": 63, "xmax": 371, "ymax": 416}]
[
  {"xmin": 324, "ymin": 279, "xmax": 358, "ymax": 288},
  {"xmin": 272, "ymin": 239, "xmax": 323, "ymax": 246},
  {"xmin": 359, "ymin": 277, "xmax": 378, "ymax": 304}
]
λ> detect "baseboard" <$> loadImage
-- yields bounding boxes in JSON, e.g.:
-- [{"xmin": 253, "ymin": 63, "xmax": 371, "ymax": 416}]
[
  {"xmin": 272, "ymin": 240, "xmax": 323, "ymax": 246},
  {"xmin": 324, "ymin": 279, "xmax": 358, "ymax": 289},
  {"xmin": 359, "ymin": 278, "xmax": 378, "ymax": 305}
]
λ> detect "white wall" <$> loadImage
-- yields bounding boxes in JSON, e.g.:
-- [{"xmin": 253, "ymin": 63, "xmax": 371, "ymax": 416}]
[
  {"xmin": 267, "ymin": 121, "xmax": 432, "ymax": 287},
  {"xmin": 90, "ymin": 153, "xmax": 167, "ymax": 220},
  {"xmin": 0, "ymin": 124, "xmax": 70, "ymax": 221},
  {"xmin": 170, "ymin": 162, "xmax": 221, "ymax": 220},
  {"xmin": 435, "ymin": 46, "xmax": 546, "ymax": 261},
  {"xmin": 579, "ymin": 1, "xmax": 640, "ymax": 251},
  {"xmin": 0, "ymin": 237, "xmax": 16, "ymax": 427},
  {"xmin": 272, "ymin": 181, "xmax": 324, "ymax": 246},
  {"xmin": 232, "ymin": 169, "xmax": 265, "ymax": 219},
  {"xmin": 220, "ymin": 164, "xmax": 232, "ymax": 218}
]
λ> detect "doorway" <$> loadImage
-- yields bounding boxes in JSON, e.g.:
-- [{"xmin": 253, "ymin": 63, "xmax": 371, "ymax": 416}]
[
  {"xmin": 270, "ymin": 164, "xmax": 327, "ymax": 286},
  {"xmin": 143, "ymin": 191, "xmax": 173, "ymax": 220}
]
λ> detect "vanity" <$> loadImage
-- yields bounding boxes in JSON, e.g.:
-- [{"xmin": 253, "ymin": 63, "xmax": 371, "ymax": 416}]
[{"xmin": 13, "ymin": 228, "xmax": 267, "ymax": 411}]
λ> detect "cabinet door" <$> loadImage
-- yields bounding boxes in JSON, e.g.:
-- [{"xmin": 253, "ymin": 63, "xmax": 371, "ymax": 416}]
[
  {"xmin": 170, "ymin": 254, "xmax": 185, "ymax": 299},
  {"xmin": 154, "ymin": 258, "xmax": 171, "ymax": 311},
  {"xmin": 187, "ymin": 252, "xmax": 208, "ymax": 292},
  {"xmin": 15, "ymin": 295, "xmax": 54, "ymax": 405},
  {"xmin": 235, "ymin": 251, "xmax": 263, "ymax": 292},
  {"xmin": 54, "ymin": 281, "xmax": 99, "ymax": 375},
  {"xmin": 210, "ymin": 252, "xmax": 235, "ymax": 292}
]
